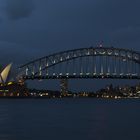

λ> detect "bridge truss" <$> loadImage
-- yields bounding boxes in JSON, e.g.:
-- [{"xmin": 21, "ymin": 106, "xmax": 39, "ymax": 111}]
[{"xmin": 19, "ymin": 47, "xmax": 140, "ymax": 80}]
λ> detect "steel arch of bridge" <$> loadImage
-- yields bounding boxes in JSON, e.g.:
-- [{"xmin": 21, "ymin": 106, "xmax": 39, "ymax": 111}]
[{"xmin": 19, "ymin": 46, "xmax": 140, "ymax": 80}]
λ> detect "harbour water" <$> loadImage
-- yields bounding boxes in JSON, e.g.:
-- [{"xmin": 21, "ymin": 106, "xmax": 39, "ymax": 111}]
[{"xmin": 0, "ymin": 98, "xmax": 140, "ymax": 140}]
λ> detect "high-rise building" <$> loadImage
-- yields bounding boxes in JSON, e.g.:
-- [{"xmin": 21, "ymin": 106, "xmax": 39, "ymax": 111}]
[{"xmin": 60, "ymin": 79, "xmax": 68, "ymax": 96}]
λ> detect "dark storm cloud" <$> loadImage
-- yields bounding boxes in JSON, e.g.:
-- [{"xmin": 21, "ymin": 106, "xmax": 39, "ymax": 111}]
[{"xmin": 6, "ymin": 0, "xmax": 34, "ymax": 20}]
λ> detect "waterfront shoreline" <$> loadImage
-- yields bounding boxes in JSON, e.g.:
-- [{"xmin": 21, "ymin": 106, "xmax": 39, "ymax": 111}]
[{"xmin": 0, "ymin": 96, "xmax": 139, "ymax": 99}]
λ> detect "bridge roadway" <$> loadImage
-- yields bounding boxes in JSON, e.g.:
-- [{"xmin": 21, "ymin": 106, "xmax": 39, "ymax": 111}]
[{"xmin": 23, "ymin": 74, "xmax": 140, "ymax": 80}]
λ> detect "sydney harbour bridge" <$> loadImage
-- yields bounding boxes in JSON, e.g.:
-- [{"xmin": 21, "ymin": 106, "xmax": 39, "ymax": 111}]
[
  {"xmin": 18, "ymin": 46, "xmax": 140, "ymax": 95},
  {"xmin": 19, "ymin": 46, "xmax": 140, "ymax": 80}
]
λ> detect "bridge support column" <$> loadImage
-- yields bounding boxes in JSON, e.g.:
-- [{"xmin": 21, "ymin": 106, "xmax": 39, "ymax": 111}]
[{"xmin": 60, "ymin": 79, "xmax": 68, "ymax": 97}]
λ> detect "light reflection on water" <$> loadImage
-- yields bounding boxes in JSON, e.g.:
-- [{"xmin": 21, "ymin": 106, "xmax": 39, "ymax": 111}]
[{"xmin": 0, "ymin": 99, "xmax": 140, "ymax": 140}]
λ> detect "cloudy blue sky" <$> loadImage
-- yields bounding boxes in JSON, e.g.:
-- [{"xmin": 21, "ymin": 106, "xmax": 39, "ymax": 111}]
[{"xmin": 0, "ymin": 0, "xmax": 140, "ymax": 90}]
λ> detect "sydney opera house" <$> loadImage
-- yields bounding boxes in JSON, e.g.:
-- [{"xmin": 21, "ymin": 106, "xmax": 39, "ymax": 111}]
[
  {"xmin": 0, "ymin": 64, "xmax": 28, "ymax": 97},
  {"xmin": 0, "ymin": 63, "xmax": 12, "ymax": 85}
]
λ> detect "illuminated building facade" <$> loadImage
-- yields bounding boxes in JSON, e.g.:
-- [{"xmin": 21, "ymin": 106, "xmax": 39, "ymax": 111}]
[
  {"xmin": 0, "ymin": 63, "xmax": 29, "ymax": 97},
  {"xmin": 60, "ymin": 79, "xmax": 68, "ymax": 96},
  {"xmin": 0, "ymin": 63, "xmax": 12, "ymax": 84}
]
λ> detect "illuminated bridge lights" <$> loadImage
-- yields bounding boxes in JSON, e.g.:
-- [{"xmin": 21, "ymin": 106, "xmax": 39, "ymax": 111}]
[
  {"xmin": 19, "ymin": 46, "xmax": 140, "ymax": 80},
  {"xmin": 112, "ymin": 73, "xmax": 117, "ymax": 75},
  {"xmin": 108, "ymin": 51, "xmax": 112, "ymax": 55},
  {"xmin": 53, "ymin": 60, "xmax": 56, "ymax": 64},
  {"xmin": 99, "ymin": 51, "xmax": 106, "ymax": 55},
  {"xmin": 80, "ymin": 73, "xmax": 83, "ymax": 75},
  {"xmin": 23, "ymin": 74, "xmax": 140, "ymax": 80},
  {"xmin": 66, "ymin": 56, "xmax": 70, "ymax": 59},
  {"xmin": 86, "ymin": 73, "xmax": 90, "ymax": 75}
]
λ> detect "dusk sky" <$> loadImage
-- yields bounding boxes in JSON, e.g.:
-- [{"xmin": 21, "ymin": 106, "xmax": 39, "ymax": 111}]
[{"xmin": 0, "ymin": 0, "xmax": 140, "ymax": 90}]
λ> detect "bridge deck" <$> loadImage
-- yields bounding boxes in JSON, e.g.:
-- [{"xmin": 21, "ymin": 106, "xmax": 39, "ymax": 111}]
[{"xmin": 23, "ymin": 75, "xmax": 140, "ymax": 80}]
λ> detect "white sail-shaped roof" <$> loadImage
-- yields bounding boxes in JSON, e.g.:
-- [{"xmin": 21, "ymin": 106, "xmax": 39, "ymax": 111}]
[{"xmin": 0, "ymin": 63, "xmax": 12, "ymax": 84}]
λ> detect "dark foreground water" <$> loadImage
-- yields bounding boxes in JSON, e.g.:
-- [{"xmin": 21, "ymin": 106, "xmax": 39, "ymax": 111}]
[{"xmin": 0, "ymin": 98, "xmax": 140, "ymax": 140}]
